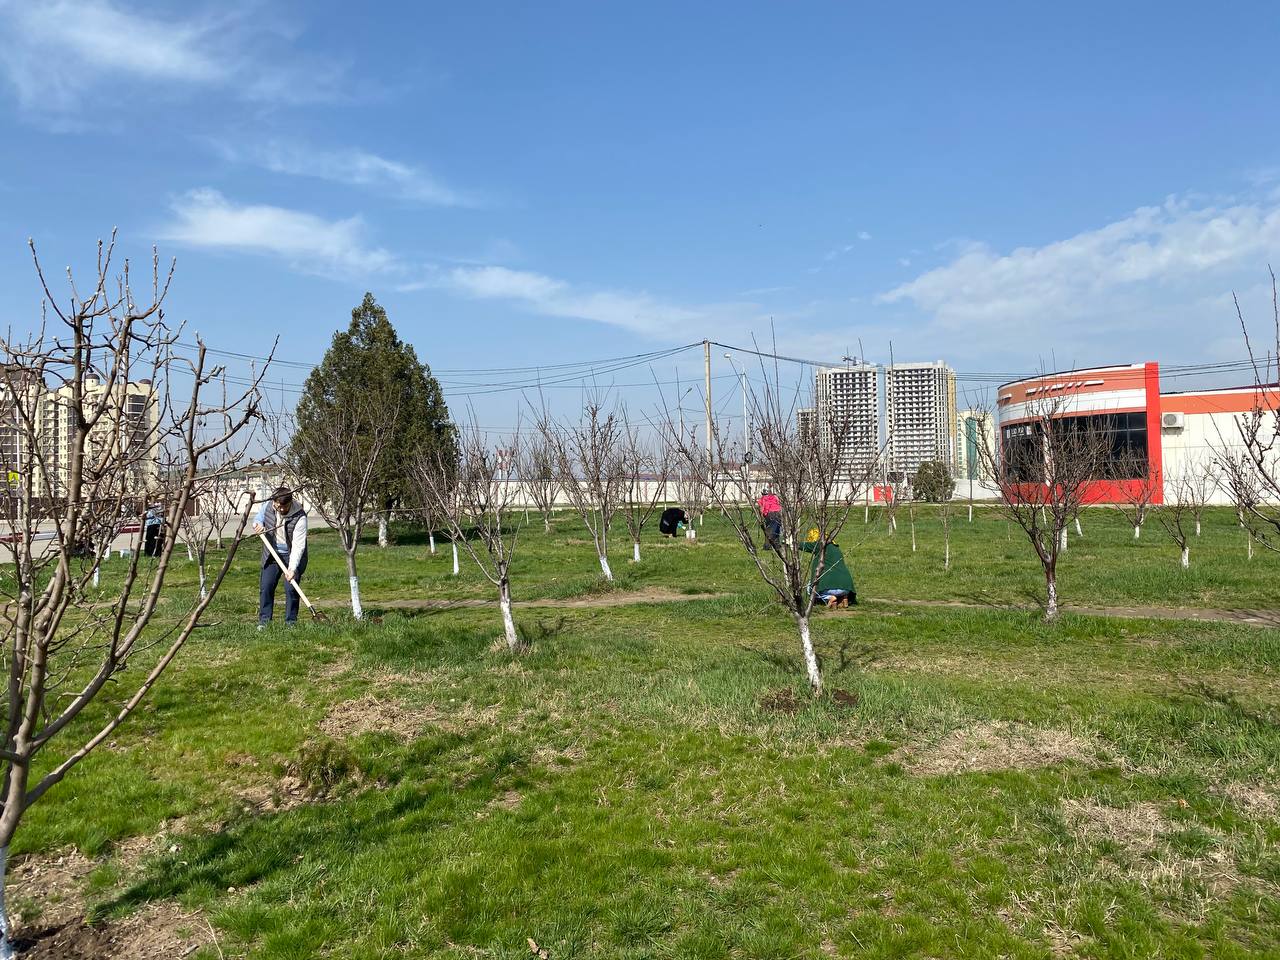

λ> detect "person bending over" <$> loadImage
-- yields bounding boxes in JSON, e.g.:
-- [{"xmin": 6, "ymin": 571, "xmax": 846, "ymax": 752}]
[
  {"xmin": 253, "ymin": 486, "xmax": 309, "ymax": 627},
  {"xmin": 800, "ymin": 528, "xmax": 856, "ymax": 608}
]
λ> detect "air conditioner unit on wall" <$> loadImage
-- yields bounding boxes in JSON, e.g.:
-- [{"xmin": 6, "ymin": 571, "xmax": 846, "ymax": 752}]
[{"xmin": 1162, "ymin": 412, "xmax": 1185, "ymax": 430}]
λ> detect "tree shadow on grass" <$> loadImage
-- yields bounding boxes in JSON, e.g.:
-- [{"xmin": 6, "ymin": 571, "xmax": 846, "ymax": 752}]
[
  {"xmin": 96, "ymin": 737, "xmax": 528, "ymax": 920},
  {"xmin": 1181, "ymin": 679, "xmax": 1280, "ymax": 729}
]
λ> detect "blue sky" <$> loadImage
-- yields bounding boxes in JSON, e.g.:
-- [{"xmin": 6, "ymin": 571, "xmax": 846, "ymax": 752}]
[{"xmin": 2, "ymin": 1, "xmax": 1280, "ymax": 427}]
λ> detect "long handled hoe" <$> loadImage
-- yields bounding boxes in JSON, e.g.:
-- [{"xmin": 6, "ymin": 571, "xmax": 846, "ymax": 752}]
[{"xmin": 257, "ymin": 531, "xmax": 328, "ymax": 622}]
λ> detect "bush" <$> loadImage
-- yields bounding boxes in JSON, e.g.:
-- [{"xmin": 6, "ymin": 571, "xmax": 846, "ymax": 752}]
[{"xmin": 912, "ymin": 460, "xmax": 955, "ymax": 502}]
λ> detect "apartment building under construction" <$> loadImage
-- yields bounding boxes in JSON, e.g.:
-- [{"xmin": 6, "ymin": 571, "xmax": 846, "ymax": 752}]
[{"xmin": 806, "ymin": 360, "xmax": 957, "ymax": 480}]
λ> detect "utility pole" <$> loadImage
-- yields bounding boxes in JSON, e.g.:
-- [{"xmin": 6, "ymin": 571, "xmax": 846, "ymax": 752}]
[
  {"xmin": 703, "ymin": 340, "xmax": 712, "ymax": 460},
  {"xmin": 725, "ymin": 353, "xmax": 748, "ymax": 490}
]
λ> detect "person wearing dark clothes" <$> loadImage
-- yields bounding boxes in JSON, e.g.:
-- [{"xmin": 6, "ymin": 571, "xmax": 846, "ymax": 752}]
[
  {"xmin": 658, "ymin": 507, "xmax": 688, "ymax": 537},
  {"xmin": 143, "ymin": 504, "xmax": 164, "ymax": 557},
  {"xmin": 253, "ymin": 486, "xmax": 309, "ymax": 627},
  {"xmin": 800, "ymin": 530, "xmax": 857, "ymax": 607}
]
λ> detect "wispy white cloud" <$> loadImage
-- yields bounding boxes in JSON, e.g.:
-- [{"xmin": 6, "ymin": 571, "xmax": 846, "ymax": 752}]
[
  {"xmin": 442, "ymin": 265, "xmax": 718, "ymax": 338},
  {"xmin": 160, "ymin": 189, "xmax": 398, "ymax": 278},
  {"xmin": 857, "ymin": 230, "xmax": 872, "ymax": 241},
  {"xmin": 878, "ymin": 195, "xmax": 1280, "ymax": 345},
  {"xmin": 0, "ymin": 0, "xmax": 344, "ymax": 113},
  {"xmin": 218, "ymin": 140, "xmax": 479, "ymax": 207}
]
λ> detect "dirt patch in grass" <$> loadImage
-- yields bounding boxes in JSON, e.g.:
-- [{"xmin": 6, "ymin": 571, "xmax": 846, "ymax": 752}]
[
  {"xmin": 830, "ymin": 689, "xmax": 859, "ymax": 709},
  {"xmin": 902, "ymin": 722, "xmax": 1100, "ymax": 776},
  {"xmin": 1219, "ymin": 781, "xmax": 1279, "ymax": 818},
  {"xmin": 1060, "ymin": 798, "xmax": 1241, "ymax": 896},
  {"xmin": 1062, "ymin": 798, "xmax": 1171, "ymax": 850},
  {"xmin": 10, "ymin": 848, "xmax": 214, "ymax": 959},
  {"xmin": 318, "ymin": 693, "xmax": 503, "ymax": 744},
  {"xmin": 237, "ymin": 773, "xmax": 310, "ymax": 814},
  {"xmin": 17, "ymin": 903, "xmax": 214, "ymax": 960},
  {"xmin": 760, "ymin": 688, "xmax": 801, "ymax": 714}
]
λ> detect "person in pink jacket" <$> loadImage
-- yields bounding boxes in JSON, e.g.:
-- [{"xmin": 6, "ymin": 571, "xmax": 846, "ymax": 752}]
[{"xmin": 758, "ymin": 490, "xmax": 782, "ymax": 547}]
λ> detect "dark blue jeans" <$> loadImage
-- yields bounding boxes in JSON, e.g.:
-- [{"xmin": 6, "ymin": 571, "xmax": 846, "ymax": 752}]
[{"xmin": 259, "ymin": 556, "xmax": 307, "ymax": 624}]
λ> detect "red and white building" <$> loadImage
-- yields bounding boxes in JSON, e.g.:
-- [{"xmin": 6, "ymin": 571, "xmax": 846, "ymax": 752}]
[{"xmin": 996, "ymin": 362, "xmax": 1280, "ymax": 504}]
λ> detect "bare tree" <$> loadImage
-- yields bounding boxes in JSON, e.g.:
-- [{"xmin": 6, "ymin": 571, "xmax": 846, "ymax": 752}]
[
  {"xmin": 977, "ymin": 396, "xmax": 1111, "ymax": 620},
  {"xmin": 1215, "ymin": 275, "xmax": 1280, "ymax": 561},
  {"xmin": 418, "ymin": 418, "xmax": 525, "ymax": 650},
  {"xmin": 619, "ymin": 411, "xmax": 668, "ymax": 562},
  {"xmin": 1155, "ymin": 473, "xmax": 1197, "ymax": 569},
  {"xmin": 178, "ymin": 468, "xmax": 245, "ymax": 600},
  {"xmin": 662, "ymin": 360, "xmax": 880, "ymax": 694},
  {"xmin": 1113, "ymin": 451, "xmax": 1158, "ymax": 539},
  {"xmin": 0, "ymin": 236, "xmax": 267, "ymax": 954},
  {"xmin": 289, "ymin": 387, "xmax": 399, "ymax": 619},
  {"xmin": 521, "ymin": 428, "xmax": 561, "ymax": 535},
  {"xmin": 544, "ymin": 397, "xmax": 626, "ymax": 580}
]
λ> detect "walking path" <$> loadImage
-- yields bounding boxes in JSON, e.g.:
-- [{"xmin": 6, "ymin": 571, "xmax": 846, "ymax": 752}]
[
  {"xmin": 864, "ymin": 597, "xmax": 1280, "ymax": 627},
  {"xmin": 314, "ymin": 588, "xmax": 727, "ymax": 611},
  {"xmin": 315, "ymin": 588, "xmax": 1280, "ymax": 626}
]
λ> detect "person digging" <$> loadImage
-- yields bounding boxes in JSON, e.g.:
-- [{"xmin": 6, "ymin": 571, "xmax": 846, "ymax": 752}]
[
  {"xmin": 800, "ymin": 528, "xmax": 856, "ymax": 608},
  {"xmin": 254, "ymin": 486, "xmax": 309, "ymax": 628}
]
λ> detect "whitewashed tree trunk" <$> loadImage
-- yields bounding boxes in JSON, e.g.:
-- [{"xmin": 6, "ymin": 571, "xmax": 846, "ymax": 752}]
[
  {"xmin": 0, "ymin": 845, "xmax": 12, "ymax": 960},
  {"xmin": 92, "ymin": 553, "xmax": 101, "ymax": 589},
  {"xmin": 1195, "ymin": 518, "xmax": 1201, "ymax": 537},
  {"xmin": 1045, "ymin": 574, "xmax": 1058, "ymax": 620},
  {"xmin": 1133, "ymin": 523, "xmax": 1141, "ymax": 539},
  {"xmin": 797, "ymin": 614, "xmax": 822, "ymax": 694},
  {"xmin": 544, "ymin": 516, "xmax": 552, "ymax": 534},
  {"xmin": 1248, "ymin": 535, "xmax": 1254, "ymax": 560},
  {"xmin": 345, "ymin": 550, "xmax": 363, "ymax": 619},
  {"xmin": 349, "ymin": 576, "xmax": 363, "ymax": 619},
  {"xmin": 429, "ymin": 531, "xmax": 436, "ymax": 554},
  {"xmin": 889, "ymin": 514, "xmax": 897, "ymax": 533},
  {"xmin": 910, "ymin": 521, "xmax": 917, "ymax": 552},
  {"xmin": 377, "ymin": 514, "xmax": 389, "ymax": 548},
  {"xmin": 968, "ymin": 503, "xmax": 973, "ymax": 522},
  {"xmin": 944, "ymin": 539, "xmax": 951, "ymax": 570},
  {"xmin": 451, "ymin": 540, "xmax": 459, "ymax": 575},
  {"xmin": 1180, "ymin": 545, "xmax": 1189, "ymax": 569},
  {"xmin": 499, "ymin": 577, "xmax": 519, "ymax": 652},
  {"xmin": 198, "ymin": 562, "xmax": 208, "ymax": 601},
  {"xmin": 1075, "ymin": 517, "xmax": 1083, "ymax": 537},
  {"xmin": 864, "ymin": 504, "xmax": 869, "ymax": 523},
  {"xmin": 599, "ymin": 553, "xmax": 613, "ymax": 580},
  {"xmin": 633, "ymin": 540, "xmax": 641, "ymax": 562},
  {"xmin": 1059, "ymin": 527, "xmax": 1067, "ymax": 552},
  {"xmin": 185, "ymin": 542, "xmax": 193, "ymax": 561}
]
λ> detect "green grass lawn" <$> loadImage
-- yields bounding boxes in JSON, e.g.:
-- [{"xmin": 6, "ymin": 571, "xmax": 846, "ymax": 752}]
[{"xmin": 11, "ymin": 506, "xmax": 1280, "ymax": 958}]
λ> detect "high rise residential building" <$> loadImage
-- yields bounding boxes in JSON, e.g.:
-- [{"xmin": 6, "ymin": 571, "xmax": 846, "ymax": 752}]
[
  {"xmin": 0, "ymin": 366, "xmax": 44, "ymax": 488},
  {"xmin": 885, "ymin": 362, "xmax": 957, "ymax": 478},
  {"xmin": 796, "ymin": 407, "xmax": 816, "ymax": 447},
  {"xmin": 813, "ymin": 364, "xmax": 883, "ymax": 475},
  {"xmin": 805, "ymin": 360, "xmax": 958, "ymax": 482},
  {"xmin": 38, "ymin": 377, "xmax": 159, "ymax": 498}
]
